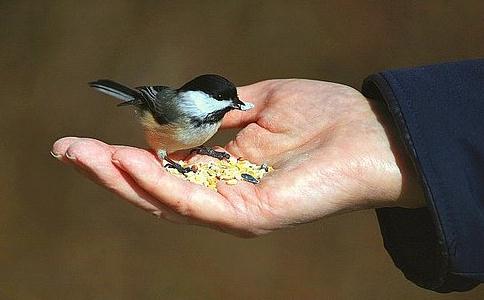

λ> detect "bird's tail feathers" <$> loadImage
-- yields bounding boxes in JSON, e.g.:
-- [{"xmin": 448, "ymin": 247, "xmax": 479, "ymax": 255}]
[{"xmin": 89, "ymin": 79, "xmax": 142, "ymax": 106}]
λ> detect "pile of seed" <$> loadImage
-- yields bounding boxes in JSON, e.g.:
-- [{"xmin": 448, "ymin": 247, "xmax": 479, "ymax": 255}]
[{"xmin": 164, "ymin": 157, "xmax": 273, "ymax": 191}]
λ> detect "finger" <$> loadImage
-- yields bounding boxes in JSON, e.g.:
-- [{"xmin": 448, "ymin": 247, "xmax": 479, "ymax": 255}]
[
  {"xmin": 221, "ymin": 81, "xmax": 273, "ymax": 129},
  {"xmin": 223, "ymin": 123, "xmax": 291, "ymax": 164},
  {"xmin": 112, "ymin": 147, "xmax": 239, "ymax": 227},
  {"xmin": 53, "ymin": 138, "xmax": 189, "ymax": 223},
  {"xmin": 51, "ymin": 136, "xmax": 130, "ymax": 161},
  {"xmin": 51, "ymin": 136, "xmax": 81, "ymax": 162}
]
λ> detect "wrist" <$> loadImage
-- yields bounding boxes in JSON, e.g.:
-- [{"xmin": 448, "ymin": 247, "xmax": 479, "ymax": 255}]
[{"xmin": 368, "ymin": 99, "xmax": 426, "ymax": 209}]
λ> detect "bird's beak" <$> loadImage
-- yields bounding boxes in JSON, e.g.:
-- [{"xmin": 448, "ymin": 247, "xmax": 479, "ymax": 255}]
[{"xmin": 232, "ymin": 98, "xmax": 254, "ymax": 111}]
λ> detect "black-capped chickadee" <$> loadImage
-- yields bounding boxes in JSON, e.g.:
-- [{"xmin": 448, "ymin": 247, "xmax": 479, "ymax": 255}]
[{"xmin": 89, "ymin": 74, "xmax": 253, "ymax": 173}]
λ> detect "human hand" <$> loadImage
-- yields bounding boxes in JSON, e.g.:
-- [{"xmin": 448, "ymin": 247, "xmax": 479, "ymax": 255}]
[{"xmin": 51, "ymin": 79, "xmax": 425, "ymax": 237}]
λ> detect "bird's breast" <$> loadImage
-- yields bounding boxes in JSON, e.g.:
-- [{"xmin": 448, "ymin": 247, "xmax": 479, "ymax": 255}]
[
  {"xmin": 177, "ymin": 121, "xmax": 221, "ymax": 146},
  {"xmin": 139, "ymin": 112, "xmax": 220, "ymax": 153}
]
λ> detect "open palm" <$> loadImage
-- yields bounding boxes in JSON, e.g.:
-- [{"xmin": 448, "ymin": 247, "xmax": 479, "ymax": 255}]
[{"xmin": 52, "ymin": 79, "xmax": 424, "ymax": 237}]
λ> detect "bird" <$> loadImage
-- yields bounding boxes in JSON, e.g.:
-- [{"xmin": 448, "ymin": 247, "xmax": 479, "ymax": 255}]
[{"xmin": 88, "ymin": 74, "xmax": 254, "ymax": 173}]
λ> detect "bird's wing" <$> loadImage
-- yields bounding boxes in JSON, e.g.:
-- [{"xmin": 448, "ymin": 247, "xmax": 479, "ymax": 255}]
[
  {"xmin": 135, "ymin": 86, "xmax": 170, "ymax": 101},
  {"xmin": 134, "ymin": 86, "xmax": 176, "ymax": 125}
]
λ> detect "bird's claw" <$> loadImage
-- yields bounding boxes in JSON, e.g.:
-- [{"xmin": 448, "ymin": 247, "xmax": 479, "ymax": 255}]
[
  {"xmin": 192, "ymin": 146, "xmax": 230, "ymax": 160},
  {"xmin": 165, "ymin": 163, "xmax": 191, "ymax": 175}
]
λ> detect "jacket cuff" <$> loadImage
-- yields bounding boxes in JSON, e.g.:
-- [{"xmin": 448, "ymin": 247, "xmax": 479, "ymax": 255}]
[{"xmin": 362, "ymin": 72, "xmax": 479, "ymax": 292}]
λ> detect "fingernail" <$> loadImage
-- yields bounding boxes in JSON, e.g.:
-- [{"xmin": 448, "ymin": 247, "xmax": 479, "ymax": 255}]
[
  {"xmin": 50, "ymin": 151, "xmax": 62, "ymax": 159},
  {"xmin": 65, "ymin": 152, "xmax": 76, "ymax": 160}
]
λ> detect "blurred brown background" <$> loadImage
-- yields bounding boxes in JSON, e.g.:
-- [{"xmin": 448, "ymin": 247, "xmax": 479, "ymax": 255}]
[{"xmin": 1, "ymin": 0, "xmax": 483, "ymax": 299}]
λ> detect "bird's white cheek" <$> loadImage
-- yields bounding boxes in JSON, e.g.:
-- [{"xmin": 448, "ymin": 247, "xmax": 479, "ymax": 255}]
[{"xmin": 180, "ymin": 91, "xmax": 232, "ymax": 117}]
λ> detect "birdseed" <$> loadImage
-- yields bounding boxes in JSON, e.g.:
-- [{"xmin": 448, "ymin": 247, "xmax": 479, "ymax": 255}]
[{"xmin": 164, "ymin": 157, "xmax": 273, "ymax": 191}]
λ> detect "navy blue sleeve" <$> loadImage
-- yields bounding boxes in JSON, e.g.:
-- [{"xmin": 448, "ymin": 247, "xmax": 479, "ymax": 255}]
[{"xmin": 361, "ymin": 59, "xmax": 484, "ymax": 293}]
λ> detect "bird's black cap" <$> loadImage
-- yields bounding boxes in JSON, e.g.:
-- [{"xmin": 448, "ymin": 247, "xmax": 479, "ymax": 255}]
[{"xmin": 178, "ymin": 74, "xmax": 239, "ymax": 101}]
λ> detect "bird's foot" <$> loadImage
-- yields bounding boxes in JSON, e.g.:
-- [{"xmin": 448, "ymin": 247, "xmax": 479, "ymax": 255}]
[
  {"xmin": 157, "ymin": 149, "xmax": 191, "ymax": 175},
  {"xmin": 191, "ymin": 146, "xmax": 230, "ymax": 160},
  {"xmin": 164, "ymin": 157, "xmax": 191, "ymax": 174}
]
